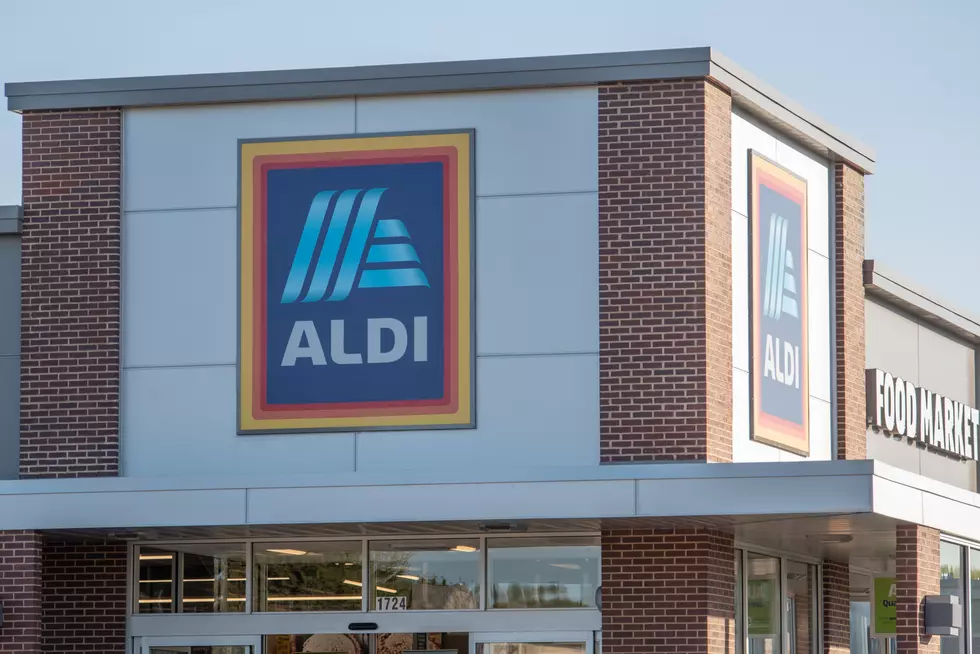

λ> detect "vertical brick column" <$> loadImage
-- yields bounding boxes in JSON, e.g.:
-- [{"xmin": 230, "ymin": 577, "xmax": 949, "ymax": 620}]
[
  {"xmin": 897, "ymin": 524, "xmax": 940, "ymax": 654},
  {"xmin": 795, "ymin": 583, "xmax": 813, "ymax": 654},
  {"xmin": 602, "ymin": 528, "xmax": 736, "ymax": 654},
  {"xmin": 0, "ymin": 531, "xmax": 43, "ymax": 653},
  {"xmin": 20, "ymin": 109, "xmax": 122, "ymax": 478},
  {"xmin": 41, "ymin": 538, "xmax": 127, "ymax": 653},
  {"xmin": 834, "ymin": 162, "xmax": 866, "ymax": 460},
  {"xmin": 598, "ymin": 79, "xmax": 733, "ymax": 463},
  {"xmin": 823, "ymin": 560, "xmax": 851, "ymax": 654}
]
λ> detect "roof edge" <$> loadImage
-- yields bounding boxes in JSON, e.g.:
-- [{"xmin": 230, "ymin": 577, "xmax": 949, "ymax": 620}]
[
  {"xmin": 5, "ymin": 47, "xmax": 872, "ymax": 171},
  {"xmin": 5, "ymin": 47, "xmax": 712, "ymax": 110},
  {"xmin": 864, "ymin": 258, "xmax": 980, "ymax": 343},
  {"xmin": 707, "ymin": 50, "xmax": 874, "ymax": 173}
]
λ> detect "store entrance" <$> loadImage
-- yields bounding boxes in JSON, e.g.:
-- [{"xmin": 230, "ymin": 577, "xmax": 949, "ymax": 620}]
[
  {"xmin": 138, "ymin": 636, "xmax": 262, "ymax": 654},
  {"xmin": 136, "ymin": 631, "xmax": 596, "ymax": 654},
  {"xmin": 471, "ymin": 632, "xmax": 594, "ymax": 654}
]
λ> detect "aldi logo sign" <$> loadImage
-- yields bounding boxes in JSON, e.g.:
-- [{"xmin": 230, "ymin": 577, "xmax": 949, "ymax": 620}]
[
  {"xmin": 749, "ymin": 151, "xmax": 809, "ymax": 455},
  {"xmin": 239, "ymin": 132, "xmax": 474, "ymax": 433}
]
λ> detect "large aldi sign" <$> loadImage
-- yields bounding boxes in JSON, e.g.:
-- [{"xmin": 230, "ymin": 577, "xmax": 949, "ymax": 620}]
[
  {"xmin": 749, "ymin": 151, "xmax": 809, "ymax": 455},
  {"xmin": 239, "ymin": 131, "xmax": 474, "ymax": 433}
]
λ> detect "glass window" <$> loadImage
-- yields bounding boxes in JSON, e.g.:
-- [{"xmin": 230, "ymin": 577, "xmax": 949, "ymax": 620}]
[
  {"xmin": 370, "ymin": 539, "xmax": 480, "ymax": 610},
  {"xmin": 254, "ymin": 541, "xmax": 363, "ymax": 612},
  {"xmin": 487, "ymin": 536, "xmax": 599, "ymax": 609},
  {"xmin": 137, "ymin": 544, "xmax": 246, "ymax": 614},
  {"xmin": 784, "ymin": 561, "xmax": 815, "ymax": 654},
  {"xmin": 747, "ymin": 553, "xmax": 780, "ymax": 654},
  {"xmin": 137, "ymin": 547, "xmax": 176, "ymax": 614},
  {"xmin": 971, "ymin": 549, "xmax": 980, "ymax": 654},
  {"xmin": 179, "ymin": 543, "xmax": 247, "ymax": 613},
  {"xmin": 264, "ymin": 633, "xmax": 466, "ymax": 654},
  {"xmin": 482, "ymin": 643, "xmax": 586, "ymax": 654},
  {"xmin": 940, "ymin": 541, "xmax": 964, "ymax": 654}
]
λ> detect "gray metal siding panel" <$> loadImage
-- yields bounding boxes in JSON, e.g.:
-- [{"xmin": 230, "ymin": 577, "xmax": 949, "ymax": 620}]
[{"xmin": 0, "ymin": 236, "xmax": 18, "ymax": 479}]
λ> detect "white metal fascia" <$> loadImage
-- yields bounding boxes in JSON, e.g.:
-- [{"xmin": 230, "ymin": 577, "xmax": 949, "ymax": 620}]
[
  {"xmin": 0, "ymin": 460, "xmax": 877, "ymax": 531},
  {"xmin": 870, "ymin": 460, "xmax": 980, "ymax": 542}
]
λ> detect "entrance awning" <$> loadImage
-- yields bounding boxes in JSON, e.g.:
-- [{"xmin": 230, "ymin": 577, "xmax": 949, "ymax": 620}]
[{"xmin": 2, "ymin": 459, "xmax": 977, "ymax": 542}]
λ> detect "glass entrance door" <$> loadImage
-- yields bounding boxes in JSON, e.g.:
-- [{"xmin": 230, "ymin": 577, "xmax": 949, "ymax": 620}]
[
  {"xmin": 138, "ymin": 636, "xmax": 261, "ymax": 654},
  {"xmin": 471, "ymin": 632, "xmax": 594, "ymax": 654}
]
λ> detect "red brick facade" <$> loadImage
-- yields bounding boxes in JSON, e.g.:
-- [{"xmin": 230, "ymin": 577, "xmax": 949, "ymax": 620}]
[
  {"xmin": 598, "ymin": 79, "xmax": 733, "ymax": 463},
  {"xmin": 0, "ymin": 533, "xmax": 126, "ymax": 654},
  {"xmin": 834, "ymin": 162, "xmax": 866, "ymax": 461},
  {"xmin": 20, "ymin": 109, "xmax": 122, "ymax": 479},
  {"xmin": 0, "ymin": 531, "xmax": 43, "ymax": 653},
  {"xmin": 897, "ymin": 524, "xmax": 940, "ymax": 654},
  {"xmin": 823, "ymin": 560, "xmax": 851, "ymax": 654},
  {"xmin": 601, "ymin": 528, "xmax": 735, "ymax": 654},
  {"xmin": 41, "ymin": 538, "xmax": 127, "ymax": 653}
]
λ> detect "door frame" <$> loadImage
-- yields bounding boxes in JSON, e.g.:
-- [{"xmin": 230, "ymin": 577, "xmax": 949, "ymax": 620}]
[
  {"xmin": 136, "ymin": 635, "xmax": 263, "ymax": 654},
  {"xmin": 469, "ymin": 631, "xmax": 595, "ymax": 654}
]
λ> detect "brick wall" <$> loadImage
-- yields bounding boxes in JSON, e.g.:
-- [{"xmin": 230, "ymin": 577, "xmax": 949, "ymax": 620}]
[
  {"xmin": 20, "ymin": 109, "xmax": 122, "ymax": 478},
  {"xmin": 835, "ymin": 162, "xmax": 867, "ymax": 460},
  {"xmin": 823, "ymin": 560, "xmax": 850, "ymax": 654},
  {"xmin": 41, "ymin": 538, "xmax": 127, "ymax": 653},
  {"xmin": 794, "ymin": 578, "xmax": 812, "ymax": 654},
  {"xmin": 598, "ymin": 79, "xmax": 733, "ymax": 463},
  {"xmin": 0, "ymin": 531, "xmax": 43, "ymax": 653},
  {"xmin": 897, "ymin": 524, "xmax": 940, "ymax": 654},
  {"xmin": 602, "ymin": 528, "xmax": 735, "ymax": 654}
]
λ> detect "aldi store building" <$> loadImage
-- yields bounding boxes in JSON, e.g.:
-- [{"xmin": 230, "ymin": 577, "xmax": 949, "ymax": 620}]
[{"xmin": 0, "ymin": 47, "xmax": 979, "ymax": 654}]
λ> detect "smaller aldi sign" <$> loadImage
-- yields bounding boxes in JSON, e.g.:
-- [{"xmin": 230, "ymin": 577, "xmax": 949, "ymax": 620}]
[
  {"xmin": 749, "ymin": 151, "xmax": 809, "ymax": 455},
  {"xmin": 239, "ymin": 131, "xmax": 474, "ymax": 433}
]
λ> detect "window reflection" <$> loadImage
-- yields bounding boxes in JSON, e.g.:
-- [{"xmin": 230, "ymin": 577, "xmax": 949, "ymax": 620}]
[
  {"xmin": 370, "ymin": 539, "xmax": 480, "ymax": 610},
  {"xmin": 137, "ymin": 544, "xmax": 246, "ymax": 614},
  {"xmin": 747, "ymin": 553, "xmax": 779, "ymax": 654},
  {"xmin": 180, "ymin": 543, "xmax": 247, "ymax": 613},
  {"xmin": 254, "ymin": 542, "xmax": 362, "ymax": 612},
  {"xmin": 483, "ymin": 643, "xmax": 586, "ymax": 654},
  {"xmin": 971, "ymin": 549, "xmax": 980, "ymax": 654},
  {"xmin": 940, "ymin": 542, "xmax": 963, "ymax": 654},
  {"xmin": 487, "ymin": 536, "xmax": 599, "ymax": 609},
  {"xmin": 785, "ymin": 561, "xmax": 815, "ymax": 654}
]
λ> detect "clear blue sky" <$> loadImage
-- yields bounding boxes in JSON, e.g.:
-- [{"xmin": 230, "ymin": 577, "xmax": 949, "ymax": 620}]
[{"xmin": 1, "ymin": 0, "xmax": 978, "ymax": 314}]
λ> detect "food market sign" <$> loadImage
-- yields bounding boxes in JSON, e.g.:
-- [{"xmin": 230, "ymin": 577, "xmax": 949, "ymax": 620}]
[{"xmin": 866, "ymin": 369, "xmax": 980, "ymax": 461}]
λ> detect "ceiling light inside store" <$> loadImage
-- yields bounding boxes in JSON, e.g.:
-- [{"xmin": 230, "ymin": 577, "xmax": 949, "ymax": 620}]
[
  {"xmin": 343, "ymin": 580, "xmax": 363, "ymax": 587},
  {"xmin": 267, "ymin": 595, "xmax": 362, "ymax": 601},
  {"xmin": 450, "ymin": 545, "xmax": 477, "ymax": 552},
  {"xmin": 139, "ymin": 554, "xmax": 173, "ymax": 561},
  {"xmin": 267, "ymin": 549, "xmax": 308, "ymax": 556},
  {"xmin": 268, "ymin": 577, "xmax": 290, "ymax": 581},
  {"xmin": 550, "ymin": 563, "xmax": 582, "ymax": 570},
  {"xmin": 376, "ymin": 586, "xmax": 398, "ymax": 594},
  {"xmin": 396, "ymin": 574, "xmax": 420, "ymax": 581}
]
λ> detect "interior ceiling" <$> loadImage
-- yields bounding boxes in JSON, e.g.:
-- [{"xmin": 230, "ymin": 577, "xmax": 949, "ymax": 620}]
[{"xmin": 48, "ymin": 512, "xmax": 898, "ymax": 573}]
